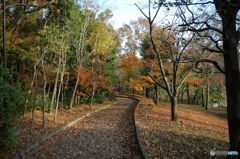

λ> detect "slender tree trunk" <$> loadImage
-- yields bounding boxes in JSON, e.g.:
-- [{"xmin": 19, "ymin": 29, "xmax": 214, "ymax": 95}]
[
  {"xmin": 30, "ymin": 92, "xmax": 36, "ymax": 135},
  {"xmin": 170, "ymin": 96, "xmax": 177, "ymax": 121},
  {"xmin": 202, "ymin": 87, "xmax": 205, "ymax": 107},
  {"xmin": 55, "ymin": 47, "xmax": 66, "ymax": 122},
  {"xmin": 159, "ymin": 89, "xmax": 162, "ymax": 102},
  {"xmin": 186, "ymin": 84, "xmax": 190, "ymax": 104},
  {"xmin": 24, "ymin": 58, "xmax": 41, "ymax": 116},
  {"xmin": 205, "ymin": 84, "xmax": 209, "ymax": 110},
  {"xmin": 155, "ymin": 85, "xmax": 159, "ymax": 104},
  {"xmin": 181, "ymin": 89, "xmax": 184, "ymax": 104},
  {"xmin": 61, "ymin": 85, "xmax": 64, "ymax": 105},
  {"xmin": 191, "ymin": 86, "xmax": 199, "ymax": 105},
  {"xmin": 54, "ymin": 82, "xmax": 62, "ymax": 123},
  {"xmin": 42, "ymin": 58, "xmax": 47, "ymax": 128},
  {"xmin": 49, "ymin": 57, "xmax": 60, "ymax": 113},
  {"xmin": 47, "ymin": 84, "xmax": 50, "ymax": 97},
  {"xmin": 55, "ymin": 71, "xmax": 63, "ymax": 123},
  {"xmin": 143, "ymin": 87, "xmax": 146, "ymax": 97},
  {"xmin": 90, "ymin": 85, "xmax": 96, "ymax": 110}
]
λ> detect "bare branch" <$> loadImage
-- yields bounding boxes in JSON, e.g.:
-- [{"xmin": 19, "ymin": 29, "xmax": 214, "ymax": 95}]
[
  {"xmin": 195, "ymin": 59, "xmax": 225, "ymax": 74},
  {"xmin": 200, "ymin": 45, "xmax": 223, "ymax": 53},
  {"xmin": 151, "ymin": 3, "xmax": 161, "ymax": 23},
  {"xmin": 148, "ymin": 73, "xmax": 167, "ymax": 90},
  {"xmin": 177, "ymin": 73, "xmax": 190, "ymax": 92},
  {"xmin": 135, "ymin": 3, "xmax": 149, "ymax": 20}
]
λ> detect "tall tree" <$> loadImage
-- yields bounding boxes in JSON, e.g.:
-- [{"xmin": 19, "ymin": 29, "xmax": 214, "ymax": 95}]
[
  {"xmin": 161, "ymin": 0, "xmax": 240, "ymax": 152},
  {"xmin": 136, "ymin": 2, "xmax": 199, "ymax": 120}
]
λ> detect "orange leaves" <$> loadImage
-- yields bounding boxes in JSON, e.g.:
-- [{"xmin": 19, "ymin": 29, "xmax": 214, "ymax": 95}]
[
  {"xmin": 187, "ymin": 76, "xmax": 206, "ymax": 85},
  {"xmin": 119, "ymin": 52, "xmax": 142, "ymax": 73},
  {"xmin": 77, "ymin": 68, "xmax": 94, "ymax": 88},
  {"xmin": 97, "ymin": 75, "xmax": 108, "ymax": 87},
  {"xmin": 150, "ymin": 72, "xmax": 161, "ymax": 78},
  {"xmin": 140, "ymin": 76, "xmax": 154, "ymax": 84},
  {"xmin": 76, "ymin": 68, "xmax": 109, "ymax": 94}
]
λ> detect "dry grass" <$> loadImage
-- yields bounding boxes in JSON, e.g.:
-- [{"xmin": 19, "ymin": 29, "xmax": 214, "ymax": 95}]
[{"xmin": 135, "ymin": 97, "xmax": 228, "ymax": 159}]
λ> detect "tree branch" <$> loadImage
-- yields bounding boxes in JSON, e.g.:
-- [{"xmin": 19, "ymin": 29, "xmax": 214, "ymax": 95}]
[
  {"xmin": 195, "ymin": 59, "xmax": 225, "ymax": 74},
  {"xmin": 148, "ymin": 73, "xmax": 167, "ymax": 91}
]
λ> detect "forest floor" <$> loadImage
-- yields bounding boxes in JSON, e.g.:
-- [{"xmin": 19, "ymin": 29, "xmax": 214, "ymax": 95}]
[
  {"xmin": 2, "ymin": 101, "xmax": 112, "ymax": 159},
  {"xmin": 135, "ymin": 97, "xmax": 229, "ymax": 159},
  {"xmin": 19, "ymin": 97, "xmax": 142, "ymax": 159}
]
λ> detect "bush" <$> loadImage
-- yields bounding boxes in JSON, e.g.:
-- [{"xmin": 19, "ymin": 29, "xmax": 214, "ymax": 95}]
[
  {"xmin": 0, "ymin": 68, "xmax": 25, "ymax": 150},
  {"xmin": 93, "ymin": 90, "xmax": 107, "ymax": 104}
]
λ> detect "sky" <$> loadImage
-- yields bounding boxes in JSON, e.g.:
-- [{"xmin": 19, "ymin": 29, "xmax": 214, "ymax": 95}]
[{"xmin": 96, "ymin": 0, "xmax": 148, "ymax": 29}]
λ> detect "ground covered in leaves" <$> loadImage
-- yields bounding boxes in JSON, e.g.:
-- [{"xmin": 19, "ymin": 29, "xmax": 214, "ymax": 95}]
[
  {"xmin": 2, "ymin": 102, "xmax": 111, "ymax": 159},
  {"xmin": 26, "ymin": 97, "xmax": 142, "ymax": 159},
  {"xmin": 135, "ymin": 98, "xmax": 229, "ymax": 159}
]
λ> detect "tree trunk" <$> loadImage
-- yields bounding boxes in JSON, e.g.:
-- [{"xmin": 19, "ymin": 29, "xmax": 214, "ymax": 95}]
[
  {"xmin": 49, "ymin": 57, "xmax": 61, "ymax": 113},
  {"xmin": 181, "ymin": 89, "xmax": 184, "ymax": 104},
  {"xmin": 55, "ymin": 48, "xmax": 66, "ymax": 122},
  {"xmin": 191, "ymin": 86, "xmax": 199, "ymax": 105},
  {"xmin": 30, "ymin": 92, "xmax": 36, "ymax": 135},
  {"xmin": 201, "ymin": 87, "xmax": 205, "ymax": 107},
  {"xmin": 155, "ymin": 85, "xmax": 159, "ymax": 104},
  {"xmin": 213, "ymin": 1, "xmax": 240, "ymax": 152},
  {"xmin": 186, "ymin": 84, "xmax": 190, "ymax": 104},
  {"xmin": 69, "ymin": 69, "xmax": 81, "ymax": 109},
  {"xmin": 170, "ymin": 96, "xmax": 177, "ymax": 121},
  {"xmin": 143, "ymin": 87, "xmax": 146, "ymax": 97},
  {"xmin": 90, "ymin": 85, "xmax": 96, "ymax": 110},
  {"xmin": 205, "ymin": 84, "xmax": 209, "ymax": 110},
  {"xmin": 146, "ymin": 87, "xmax": 150, "ymax": 98},
  {"xmin": 54, "ymin": 82, "xmax": 62, "ymax": 123},
  {"xmin": 42, "ymin": 59, "xmax": 47, "ymax": 129}
]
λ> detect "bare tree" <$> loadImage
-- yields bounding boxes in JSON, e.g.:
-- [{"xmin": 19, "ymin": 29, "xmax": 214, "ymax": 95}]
[
  {"xmin": 137, "ymin": 0, "xmax": 239, "ymax": 154},
  {"xmin": 136, "ymin": 0, "xmax": 196, "ymax": 121},
  {"xmin": 161, "ymin": 0, "xmax": 240, "ymax": 152}
]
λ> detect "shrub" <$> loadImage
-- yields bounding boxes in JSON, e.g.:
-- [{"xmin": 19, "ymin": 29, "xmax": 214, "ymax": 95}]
[{"xmin": 0, "ymin": 67, "xmax": 25, "ymax": 150}]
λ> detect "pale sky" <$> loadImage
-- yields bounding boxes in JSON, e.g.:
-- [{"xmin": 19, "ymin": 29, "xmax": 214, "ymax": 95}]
[{"xmin": 96, "ymin": 0, "xmax": 148, "ymax": 29}]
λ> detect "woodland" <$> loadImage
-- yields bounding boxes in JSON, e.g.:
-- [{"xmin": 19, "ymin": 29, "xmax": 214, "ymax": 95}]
[{"xmin": 0, "ymin": 0, "xmax": 240, "ymax": 158}]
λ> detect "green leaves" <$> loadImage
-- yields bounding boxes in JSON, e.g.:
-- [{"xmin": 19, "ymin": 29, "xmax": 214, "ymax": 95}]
[{"xmin": 0, "ymin": 68, "xmax": 25, "ymax": 149}]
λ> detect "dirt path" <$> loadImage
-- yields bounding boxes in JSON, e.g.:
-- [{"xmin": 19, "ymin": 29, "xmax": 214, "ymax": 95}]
[{"xmin": 26, "ymin": 97, "xmax": 142, "ymax": 159}]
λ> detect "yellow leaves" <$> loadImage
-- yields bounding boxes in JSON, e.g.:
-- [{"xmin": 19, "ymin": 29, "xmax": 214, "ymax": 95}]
[
  {"xmin": 128, "ymin": 76, "xmax": 154, "ymax": 91},
  {"xmin": 129, "ymin": 78, "xmax": 145, "ymax": 91},
  {"xmin": 129, "ymin": 79, "xmax": 142, "ymax": 91},
  {"xmin": 140, "ymin": 76, "xmax": 154, "ymax": 84}
]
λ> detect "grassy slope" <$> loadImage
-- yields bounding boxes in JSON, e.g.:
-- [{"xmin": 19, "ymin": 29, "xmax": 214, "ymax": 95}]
[{"xmin": 136, "ymin": 100, "xmax": 228, "ymax": 159}]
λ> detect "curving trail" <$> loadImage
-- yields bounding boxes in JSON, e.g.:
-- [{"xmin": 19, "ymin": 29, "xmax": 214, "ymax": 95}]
[{"xmin": 27, "ymin": 97, "xmax": 142, "ymax": 159}]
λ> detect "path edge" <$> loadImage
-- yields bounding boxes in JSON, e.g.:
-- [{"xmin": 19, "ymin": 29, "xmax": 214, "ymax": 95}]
[
  {"xmin": 132, "ymin": 97, "xmax": 152, "ymax": 159},
  {"xmin": 14, "ymin": 102, "xmax": 116, "ymax": 159}
]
